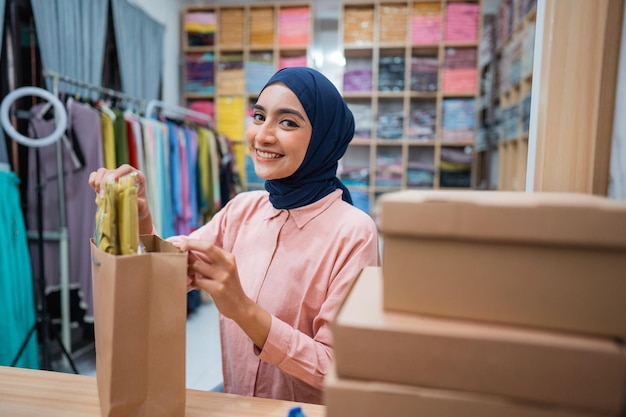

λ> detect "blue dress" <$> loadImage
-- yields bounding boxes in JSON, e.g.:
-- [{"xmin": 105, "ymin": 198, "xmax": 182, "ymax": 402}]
[{"xmin": 0, "ymin": 170, "xmax": 39, "ymax": 369}]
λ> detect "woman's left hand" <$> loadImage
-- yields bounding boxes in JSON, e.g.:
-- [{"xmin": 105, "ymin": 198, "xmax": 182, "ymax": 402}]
[
  {"xmin": 167, "ymin": 235, "xmax": 271, "ymax": 348},
  {"xmin": 167, "ymin": 236, "xmax": 253, "ymax": 322}
]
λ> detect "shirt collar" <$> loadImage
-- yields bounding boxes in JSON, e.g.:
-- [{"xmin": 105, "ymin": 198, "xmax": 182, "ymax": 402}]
[{"xmin": 265, "ymin": 189, "xmax": 344, "ymax": 228}]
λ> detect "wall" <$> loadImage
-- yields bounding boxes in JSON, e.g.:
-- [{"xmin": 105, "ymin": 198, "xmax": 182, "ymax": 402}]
[{"xmin": 608, "ymin": 2, "xmax": 626, "ymax": 201}]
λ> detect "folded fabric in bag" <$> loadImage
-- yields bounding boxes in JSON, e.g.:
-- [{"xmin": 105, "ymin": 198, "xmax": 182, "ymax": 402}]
[
  {"xmin": 91, "ymin": 175, "xmax": 187, "ymax": 417},
  {"xmin": 95, "ymin": 173, "xmax": 139, "ymax": 255}
]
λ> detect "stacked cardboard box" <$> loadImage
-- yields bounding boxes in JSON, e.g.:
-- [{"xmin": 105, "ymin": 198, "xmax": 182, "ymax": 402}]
[{"xmin": 327, "ymin": 190, "xmax": 626, "ymax": 417}]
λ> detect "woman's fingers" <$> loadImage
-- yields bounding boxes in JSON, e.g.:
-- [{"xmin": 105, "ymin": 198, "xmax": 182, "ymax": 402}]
[{"xmin": 88, "ymin": 164, "xmax": 138, "ymax": 195}]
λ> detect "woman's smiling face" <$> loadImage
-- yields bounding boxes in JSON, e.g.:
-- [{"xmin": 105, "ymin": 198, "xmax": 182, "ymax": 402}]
[{"xmin": 246, "ymin": 82, "xmax": 312, "ymax": 180}]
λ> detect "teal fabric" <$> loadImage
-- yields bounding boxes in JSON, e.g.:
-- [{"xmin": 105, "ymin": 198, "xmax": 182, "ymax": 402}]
[{"xmin": 0, "ymin": 171, "xmax": 39, "ymax": 369}]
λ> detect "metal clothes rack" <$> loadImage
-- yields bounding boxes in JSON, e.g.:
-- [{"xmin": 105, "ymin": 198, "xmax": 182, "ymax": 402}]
[
  {"xmin": 43, "ymin": 70, "xmax": 147, "ymax": 110},
  {"xmin": 4, "ymin": 72, "xmax": 212, "ymax": 361},
  {"xmin": 30, "ymin": 73, "xmax": 214, "ymax": 356},
  {"xmin": 145, "ymin": 99, "xmax": 215, "ymax": 127}
]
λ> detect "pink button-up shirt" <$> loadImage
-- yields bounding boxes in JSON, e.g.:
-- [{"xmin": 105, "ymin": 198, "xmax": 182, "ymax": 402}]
[{"xmin": 189, "ymin": 189, "xmax": 380, "ymax": 404}]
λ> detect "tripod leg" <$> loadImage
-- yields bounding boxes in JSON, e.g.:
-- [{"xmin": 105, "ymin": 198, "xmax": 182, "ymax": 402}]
[
  {"xmin": 49, "ymin": 323, "xmax": 80, "ymax": 374},
  {"xmin": 10, "ymin": 321, "xmax": 39, "ymax": 367}
]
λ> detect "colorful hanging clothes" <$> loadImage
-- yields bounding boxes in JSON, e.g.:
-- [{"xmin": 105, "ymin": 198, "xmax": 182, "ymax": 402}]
[{"xmin": 21, "ymin": 97, "xmax": 238, "ymax": 325}]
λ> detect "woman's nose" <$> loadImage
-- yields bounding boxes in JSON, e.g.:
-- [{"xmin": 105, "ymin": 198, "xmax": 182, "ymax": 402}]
[{"xmin": 254, "ymin": 122, "xmax": 276, "ymax": 143}]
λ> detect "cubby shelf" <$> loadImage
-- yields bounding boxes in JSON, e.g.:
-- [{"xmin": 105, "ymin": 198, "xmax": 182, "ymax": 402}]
[
  {"xmin": 339, "ymin": 0, "xmax": 482, "ymax": 215},
  {"xmin": 476, "ymin": 0, "xmax": 537, "ymax": 191},
  {"xmin": 181, "ymin": 3, "xmax": 313, "ymax": 189}
]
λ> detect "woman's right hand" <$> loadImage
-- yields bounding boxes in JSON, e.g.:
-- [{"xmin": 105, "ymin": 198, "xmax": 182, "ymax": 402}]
[{"xmin": 88, "ymin": 164, "xmax": 154, "ymax": 235}]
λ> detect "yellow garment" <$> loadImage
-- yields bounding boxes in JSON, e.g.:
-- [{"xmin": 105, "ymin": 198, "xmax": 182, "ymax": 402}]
[
  {"xmin": 101, "ymin": 112, "xmax": 116, "ymax": 169},
  {"xmin": 440, "ymin": 160, "xmax": 471, "ymax": 172},
  {"xmin": 95, "ymin": 181, "xmax": 118, "ymax": 254},
  {"xmin": 184, "ymin": 22, "xmax": 216, "ymax": 33},
  {"xmin": 94, "ymin": 175, "xmax": 139, "ymax": 255},
  {"xmin": 206, "ymin": 128, "xmax": 221, "ymax": 212},
  {"xmin": 116, "ymin": 174, "xmax": 139, "ymax": 255},
  {"xmin": 196, "ymin": 127, "xmax": 213, "ymax": 223}
]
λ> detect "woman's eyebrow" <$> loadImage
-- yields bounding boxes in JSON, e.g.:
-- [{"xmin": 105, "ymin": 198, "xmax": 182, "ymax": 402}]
[{"xmin": 253, "ymin": 104, "xmax": 306, "ymax": 122}]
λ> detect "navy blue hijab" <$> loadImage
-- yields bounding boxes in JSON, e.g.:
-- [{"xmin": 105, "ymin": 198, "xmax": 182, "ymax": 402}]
[{"xmin": 259, "ymin": 67, "xmax": 354, "ymax": 209}]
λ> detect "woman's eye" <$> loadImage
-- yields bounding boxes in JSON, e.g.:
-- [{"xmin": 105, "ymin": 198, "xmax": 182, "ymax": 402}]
[
  {"xmin": 253, "ymin": 113, "xmax": 265, "ymax": 122},
  {"xmin": 281, "ymin": 119, "xmax": 298, "ymax": 128}
]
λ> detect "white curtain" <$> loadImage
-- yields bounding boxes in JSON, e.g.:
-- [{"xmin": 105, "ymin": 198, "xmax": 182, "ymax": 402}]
[
  {"xmin": 111, "ymin": 0, "xmax": 164, "ymax": 101},
  {"xmin": 30, "ymin": 0, "xmax": 108, "ymax": 99}
]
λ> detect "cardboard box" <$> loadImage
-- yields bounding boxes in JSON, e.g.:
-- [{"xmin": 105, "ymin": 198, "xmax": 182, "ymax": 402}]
[
  {"xmin": 331, "ymin": 267, "xmax": 626, "ymax": 414},
  {"xmin": 325, "ymin": 364, "xmax": 611, "ymax": 417},
  {"xmin": 378, "ymin": 190, "xmax": 626, "ymax": 338}
]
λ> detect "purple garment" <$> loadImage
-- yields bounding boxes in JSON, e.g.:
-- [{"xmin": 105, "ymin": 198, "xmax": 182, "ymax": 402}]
[{"xmin": 27, "ymin": 99, "xmax": 104, "ymax": 322}]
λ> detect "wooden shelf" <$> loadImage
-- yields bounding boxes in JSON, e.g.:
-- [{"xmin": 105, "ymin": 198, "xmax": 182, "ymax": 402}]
[
  {"xmin": 476, "ymin": 0, "xmax": 537, "ymax": 191},
  {"xmin": 340, "ymin": 0, "xmax": 482, "ymax": 214},
  {"xmin": 181, "ymin": 3, "xmax": 313, "ymax": 189}
]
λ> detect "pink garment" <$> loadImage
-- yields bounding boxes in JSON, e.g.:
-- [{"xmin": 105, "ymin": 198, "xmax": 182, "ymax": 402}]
[{"xmin": 188, "ymin": 189, "xmax": 380, "ymax": 404}]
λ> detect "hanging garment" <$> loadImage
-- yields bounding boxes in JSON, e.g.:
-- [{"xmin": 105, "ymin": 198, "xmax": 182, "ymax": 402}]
[
  {"xmin": 155, "ymin": 120, "xmax": 174, "ymax": 238},
  {"xmin": 141, "ymin": 119, "xmax": 159, "ymax": 231},
  {"xmin": 196, "ymin": 127, "xmax": 214, "ymax": 223},
  {"xmin": 184, "ymin": 126, "xmax": 199, "ymax": 231},
  {"xmin": 113, "ymin": 108, "xmax": 129, "ymax": 166},
  {"xmin": 175, "ymin": 125, "xmax": 190, "ymax": 235},
  {"xmin": 126, "ymin": 112, "xmax": 146, "ymax": 173},
  {"xmin": 166, "ymin": 121, "xmax": 183, "ymax": 231},
  {"xmin": 216, "ymin": 132, "xmax": 237, "ymax": 204},
  {"xmin": 206, "ymin": 127, "xmax": 221, "ymax": 212},
  {"xmin": 100, "ymin": 111, "xmax": 116, "ymax": 169},
  {"xmin": 0, "ymin": 170, "xmax": 39, "ymax": 369},
  {"xmin": 26, "ymin": 99, "xmax": 104, "ymax": 322}
]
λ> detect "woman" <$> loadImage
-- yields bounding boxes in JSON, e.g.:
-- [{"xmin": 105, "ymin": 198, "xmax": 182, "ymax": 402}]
[{"xmin": 89, "ymin": 67, "xmax": 380, "ymax": 404}]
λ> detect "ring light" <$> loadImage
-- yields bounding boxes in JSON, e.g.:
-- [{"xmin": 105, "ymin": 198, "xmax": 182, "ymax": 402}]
[{"xmin": 0, "ymin": 87, "xmax": 67, "ymax": 148}]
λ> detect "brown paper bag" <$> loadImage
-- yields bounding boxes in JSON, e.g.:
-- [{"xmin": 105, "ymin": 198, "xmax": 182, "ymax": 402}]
[{"xmin": 90, "ymin": 234, "xmax": 187, "ymax": 417}]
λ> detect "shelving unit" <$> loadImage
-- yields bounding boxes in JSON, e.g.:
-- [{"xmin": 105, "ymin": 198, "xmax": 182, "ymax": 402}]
[
  {"xmin": 339, "ymin": 0, "xmax": 482, "ymax": 215},
  {"xmin": 477, "ymin": 0, "xmax": 536, "ymax": 191},
  {"xmin": 475, "ymin": 13, "xmax": 499, "ymax": 189},
  {"xmin": 181, "ymin": 3, "xmax": 313, "ymax": 189}
]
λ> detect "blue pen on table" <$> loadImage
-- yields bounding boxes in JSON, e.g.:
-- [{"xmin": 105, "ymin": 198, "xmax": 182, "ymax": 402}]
[{"xmin": 287, "ymin": 406, "xmax": 308, "ymax": 417}]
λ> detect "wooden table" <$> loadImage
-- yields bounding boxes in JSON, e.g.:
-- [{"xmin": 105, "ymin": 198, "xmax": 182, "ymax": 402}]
[{"xmin": 0, "ymin": 366, "xmax": 326, "ymax": 417}]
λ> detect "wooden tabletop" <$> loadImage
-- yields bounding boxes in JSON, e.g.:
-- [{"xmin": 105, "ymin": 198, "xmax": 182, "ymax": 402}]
[{"xmin": 0, "ymin": 366, "xmax": 326, "ymax": 417}]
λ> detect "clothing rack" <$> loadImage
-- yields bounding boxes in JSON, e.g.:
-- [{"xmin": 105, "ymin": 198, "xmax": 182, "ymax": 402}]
[
  {"xmin": 2, "ymin": 71, "xmax": 145, "ymax": 358},
  {"xmin": 145, "ymin": 99, "xmax": 215, "ymax": 127},
  {"xmin": 5, "ymin": 73, "xmax": 213, "ymax": 358},
  {"xmin": 35, "ymin": 71, "xmax": 148, "ymax": 355},
  {"xmin": 43, "ymin": 70, "xmax": 147, "ymax": 110}
]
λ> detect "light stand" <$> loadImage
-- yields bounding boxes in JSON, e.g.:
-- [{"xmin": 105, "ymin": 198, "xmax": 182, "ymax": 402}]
[
  {"xmin": 11, "ymin": 147, "xmax": 77, "ymax": 373},
  {"xmin": 1, "ymin": 87, "xmax": 77, "ymax": 373}
]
